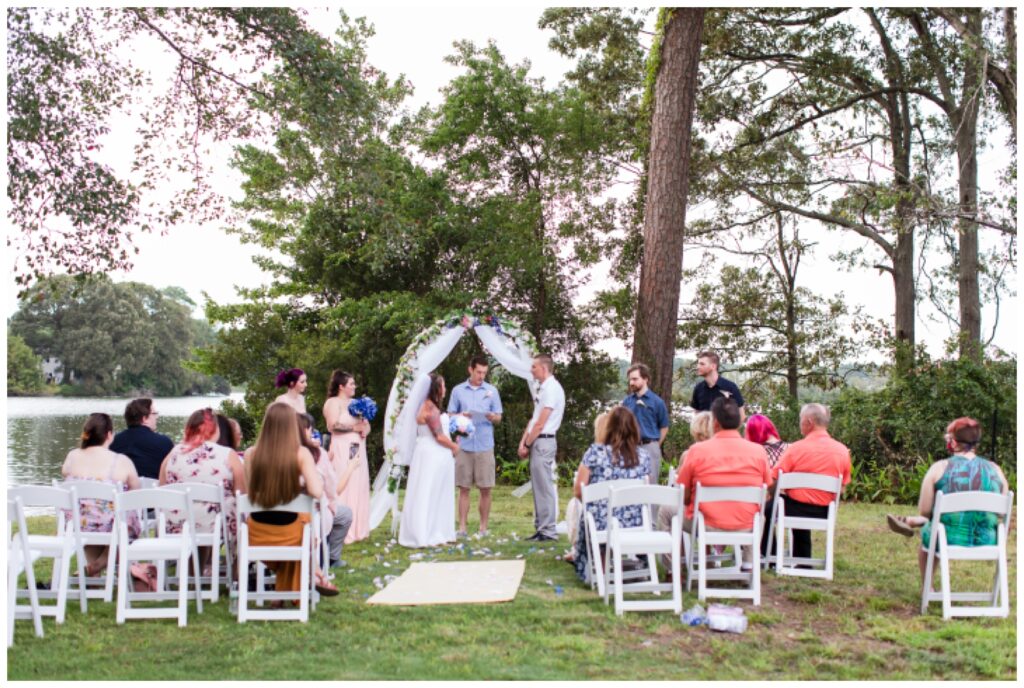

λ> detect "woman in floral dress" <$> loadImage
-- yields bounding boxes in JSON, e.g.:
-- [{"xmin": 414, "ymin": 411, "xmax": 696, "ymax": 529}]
[{"xmin": 572, "ymin": 406, "xmax": 651, "ymax": 584}]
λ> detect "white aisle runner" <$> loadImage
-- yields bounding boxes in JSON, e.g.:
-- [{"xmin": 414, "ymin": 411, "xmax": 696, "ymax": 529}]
[{"xmin": 366, "ymin": 560, "xmax": 526, "ymax": 606}]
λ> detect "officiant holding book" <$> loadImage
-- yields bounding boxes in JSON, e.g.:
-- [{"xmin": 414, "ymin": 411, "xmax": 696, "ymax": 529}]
[{"xmin": 448, "ymin": 355, "xmax": 503, "ymax": 538}]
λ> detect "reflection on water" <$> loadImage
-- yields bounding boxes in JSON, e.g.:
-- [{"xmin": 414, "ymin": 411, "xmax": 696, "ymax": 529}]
[{"xmin": 6, "ymin": 394, "xmax": 244, "ymax": 488}]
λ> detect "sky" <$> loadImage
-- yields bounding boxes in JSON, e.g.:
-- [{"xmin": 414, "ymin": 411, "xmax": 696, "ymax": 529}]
[{"xmin": 4, "ymin": 5, "xmax": 1017, "ymax": 362}]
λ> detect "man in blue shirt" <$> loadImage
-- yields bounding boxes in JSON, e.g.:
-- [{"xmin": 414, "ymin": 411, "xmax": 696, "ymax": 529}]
[
  {"xmin": 690, "ymin": 350, "xmax": 745, "ymax": 420},
  {"xmin": 448, "ymin": 355, "xmax": 503, "ymax": 538},
  {"xmin": 622, "ymin": 362, "xmax": 670, "ymax": 486},
  {"xmin": 109, "ymin": 398, "xmax": 174, "ymax": 479}
]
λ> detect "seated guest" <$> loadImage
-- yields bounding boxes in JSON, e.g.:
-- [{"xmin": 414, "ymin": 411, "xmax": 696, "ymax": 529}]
[
  {"xmin": 62, "ymin": 413, "xmax": 141, "ymax": 575},
  {"xmin": 215, "ymin": 412, "xmax": 245, "ymax": 460},
  {"xmin": 764, "ymin": 403, "xmax": 851, "ymax": 560},
  {"xmin": 654, "ymin": 410, "xmax": 713, "ymax": 542},
  {"xmin": 571, "ymin": 407, "xmax": 651, "ymax": 584},
  {"xmin": 160, "ymin": 408, "xmax": 246, "ymax": 573},
  {"xmin": 298, "ymin": 412, "xmax": 355, "ymax": 569},
  {"xmin": 244, "ymin": 402, "xmax": 335, "ymax": 596},
  {"xmin": 885, "ymin": 417, "xmax": 1007, "ymax": 580},
  {"xmin": 109, "ymin": 398, "xmax": 174, "ymax": 479},
  {"xmin": 677, "ymin": 398, "xmax": 770, "ymax": 570},
  {"xmin": 746, "ymin": 413, "xmax": 788, "ymax": 469},
  {"xmin": 563, "ymin": 413, "xmax": 611, "ymax": 563}
]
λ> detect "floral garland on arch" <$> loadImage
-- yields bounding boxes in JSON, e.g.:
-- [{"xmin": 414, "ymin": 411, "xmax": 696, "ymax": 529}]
[
  {"xmin": 369, "ymin": 310, "xmax": 538, "ymax": 534},
  {"xmin": 382, "ymin": 311, "xmax": 537, "ymax": 495}
]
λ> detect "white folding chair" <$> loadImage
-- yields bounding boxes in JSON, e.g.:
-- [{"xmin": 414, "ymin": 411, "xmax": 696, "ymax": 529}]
[
  {"xmin": 7, "ymin": 485, "xmax": 85, "ymax": 621},
  {"xmin": 921, "ymin": 490, "xmax": 1013, "ymax": 619},
  {"xmin": 604, "ymin": 484, "xmax": 684, "ymax": 615},
  {"xmin": 158, "ymin": 482, "xmax": 231, "ymax": 602},
  {"xmin": 115, "ymin": 488, "xmax": 203, "ymax": 626},
  {"xmin": 8, "ymin": 497, "xmax": 44, "ymax": 645},
  {"xmin": 136, "ymin": 477, "xmax": 159, "ymax": 537},
  {"xmin": 687, "ymin": 482, "xmax": 767, "ymax": 605},
  {"xmin": 236, "ymin": 493, "xmax": 317, "ymax": 622},
  {"xmin": 580, "ymin": 478, "xmax": 646, "ymax": 597},
  {"xmin": 56, "ymin": 479, "xmax": 120, "ymax": 603},
  {"xmin": 766, "ymin": 471, "xmax": 842, "ymax": 579}
]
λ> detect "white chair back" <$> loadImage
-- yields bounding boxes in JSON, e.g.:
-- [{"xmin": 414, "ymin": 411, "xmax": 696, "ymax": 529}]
[
  {"xmin": 8, "ymin": 496, "xmax": 44, "ymax": 644},
  {"xmin": 766, "ymin": 471, "xmax": 842, "ymax": 580},
  {"xmin": 56, "ymin": 479, "xmax": 121, "ymax": 603},
  {"xmin": 603, "ymin": 484, "xmax": 685, "ymax": 616},
  {"xmin": 159, "ymin": 482, "xmax": 231, "ymax": 602},
  {"xmin": 113, "ymin": 488, "xmax": 203, "ymax": 626},
  {"xmin": 580, "ymin": 478, "xmax": 644, "ymax": 597},
  {"xmin": 7, "ymin": 484, "xmax": 85, "ymax": 619},
  {"xmin": 922, "ymin": 489, "xmax": 1013, "ymax": 619},
  {"xmin": 235, "ymin": 493, "xmax": 317, "ymax": 623}
]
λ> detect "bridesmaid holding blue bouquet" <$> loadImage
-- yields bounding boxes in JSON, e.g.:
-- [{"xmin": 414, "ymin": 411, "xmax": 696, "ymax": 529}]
[{"xmin": 323, "ymin": 370, "xmax": 375, "ymax": 543}]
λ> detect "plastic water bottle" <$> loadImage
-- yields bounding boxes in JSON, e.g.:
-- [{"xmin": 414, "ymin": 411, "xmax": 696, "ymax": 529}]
[
  {"xmin": 707, "ymin": 603, "xmax": 748, "ymax": 633},
  {"xmin": 680, "ymin": 603, "xmax": 706, "ymax": 626}
]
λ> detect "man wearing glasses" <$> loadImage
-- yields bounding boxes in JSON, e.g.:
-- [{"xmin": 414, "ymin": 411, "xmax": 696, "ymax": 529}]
[{"xmin": 109, "ymin": 398, "xmax": 174, "ymax": 479}]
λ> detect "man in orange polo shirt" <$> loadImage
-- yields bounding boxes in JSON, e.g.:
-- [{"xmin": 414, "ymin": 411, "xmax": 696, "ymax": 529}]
[
  {"xmin": 765, "ymin": 403, "xmax": 851, "ymax": 560},
  {"xmin": 677, "ymin": 397, "xmax": 769, "ymax": 568}
]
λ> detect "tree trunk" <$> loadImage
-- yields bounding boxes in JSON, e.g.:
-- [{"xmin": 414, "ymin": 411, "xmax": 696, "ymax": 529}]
[
  {"xmin": 632, "ymin": 8, "xmax": 705, "ymax": 403},
  {"xmin": 956, "ymin": 9, "xmax": 983, "ymax": 359}
]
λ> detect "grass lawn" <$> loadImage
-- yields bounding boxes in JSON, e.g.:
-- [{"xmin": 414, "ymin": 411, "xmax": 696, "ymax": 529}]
[{"xmin": 7, "ymin": 486, "xmax": 1016, "ymax": 680}]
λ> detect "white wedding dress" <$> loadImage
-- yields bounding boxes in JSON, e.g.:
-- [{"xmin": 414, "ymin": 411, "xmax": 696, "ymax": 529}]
[{"xmin": 398, "ymin": 412, "xmax": 456, "ymax": 548}]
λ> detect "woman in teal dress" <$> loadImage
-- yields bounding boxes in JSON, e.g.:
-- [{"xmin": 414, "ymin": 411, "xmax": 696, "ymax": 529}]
[{"xmin": 886, "ymin": 417, "xmax": 1008, "ymax": 579}]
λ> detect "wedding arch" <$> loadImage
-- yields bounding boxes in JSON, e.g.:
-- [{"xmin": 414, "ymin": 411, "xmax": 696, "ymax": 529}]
[{"xmin": 368, "ymin": 313, "xmax": 539, "ymax": 533}]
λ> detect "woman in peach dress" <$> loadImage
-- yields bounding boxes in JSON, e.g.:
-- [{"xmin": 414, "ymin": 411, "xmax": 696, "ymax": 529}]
[{"xmin": 323, "ymin": 370, "xmax": 371, "ymax": 543}]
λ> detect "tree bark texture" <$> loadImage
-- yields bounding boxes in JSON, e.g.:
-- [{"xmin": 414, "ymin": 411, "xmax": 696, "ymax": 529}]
[
  {"xmin": 956, "ymin": 8, "xmax": 983, "ymax": 358},
  {"xmin": 632, "ymin": 8, "xmax": 705, "ymax": 404}
]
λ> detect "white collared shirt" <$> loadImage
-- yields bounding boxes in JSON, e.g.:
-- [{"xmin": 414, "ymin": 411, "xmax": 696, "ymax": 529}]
[{"xmin": 529, "ymin": 376, "xmax": 565, "ymax": 435}]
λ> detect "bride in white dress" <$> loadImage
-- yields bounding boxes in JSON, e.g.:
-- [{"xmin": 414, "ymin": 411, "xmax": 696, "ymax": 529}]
[{"xmin": 399, "ymin": 373, "xmax": 460, "ymax": 548}]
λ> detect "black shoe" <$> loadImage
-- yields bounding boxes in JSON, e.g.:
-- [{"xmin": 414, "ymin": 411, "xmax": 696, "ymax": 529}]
[
  {"xmin": 35, "ymin": 580, "xmax": 50, "ymax": 591},
  {"xmin": 330, "ymin": 560, "xmax": 347, "ymax": 569},
  {"xmin": 523, "ymin": 532, "xmax": 543, "ymax": 541},
  {"xmin": 536, "ymin": 534, "xmax": 558, "ymax": 542}
]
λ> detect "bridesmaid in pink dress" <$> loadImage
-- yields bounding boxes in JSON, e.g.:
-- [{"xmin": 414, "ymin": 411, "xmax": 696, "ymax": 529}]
[{"xmin": 323, "ymin": 370, "xmax": 371, "ymax": 544}]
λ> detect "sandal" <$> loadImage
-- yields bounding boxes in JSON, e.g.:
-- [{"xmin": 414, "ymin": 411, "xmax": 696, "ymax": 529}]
[
  {"xmin": 886, "ymin": 514, "xmax": 915, "ymax": 537},
  {"xmin": 315, "ymin": 574, "xmax": 339, "ymax": 597}
]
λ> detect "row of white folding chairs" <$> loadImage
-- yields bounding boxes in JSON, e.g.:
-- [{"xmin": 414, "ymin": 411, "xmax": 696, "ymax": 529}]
[{"xmin": 7, "ymin": 483, "xmax": 205, "ymax": 631}]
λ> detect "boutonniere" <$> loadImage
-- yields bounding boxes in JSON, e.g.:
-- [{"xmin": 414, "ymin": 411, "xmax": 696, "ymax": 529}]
[
  {"xmin": 484, "ymin": 391, "xmax": 493, "ymax": 399},
  {"xmin": 636, "ymin": 399, "xmax": 648, "ymax": 408},
  {"xmin": 721, "ymin": 391, "xmax": 732, "ymax": 399}
]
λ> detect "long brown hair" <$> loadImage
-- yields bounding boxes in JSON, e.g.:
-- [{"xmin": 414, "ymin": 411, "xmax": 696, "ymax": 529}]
[
  {"xmin": 248, "ymin": 403, "xmax": 302, "ymax": 507},
  {"xmin": 80, "ymin": 413, "xmax": 113, "ymax": 449},
  {"xmin": 427, "ymin": 373, "xmax": 445, "ymax": 409},
  {"xmin": 296, "ymin": 412, "xmax": 324, "ymax": 462},
  {"xmin": 605, "ymin": 406, "xmax": 641, "ymax": 468},
  {"xmin": 328, "ymin": 370, "xmax": 353, "ymax": 398}
]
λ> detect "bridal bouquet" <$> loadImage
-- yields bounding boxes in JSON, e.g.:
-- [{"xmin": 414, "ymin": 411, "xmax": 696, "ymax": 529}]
[
  {"xmin": 449, "ymin": 415, "xmax": 475, "ymax": 438},
  {"xmin": 349, "ymin": 396, "xmax": 378, "ymax": 421}
]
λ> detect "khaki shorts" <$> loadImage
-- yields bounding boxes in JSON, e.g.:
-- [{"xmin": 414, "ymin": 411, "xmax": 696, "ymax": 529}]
[{"xmin": 455, "ymin": 449, "xmax": 496, "ymax": 489}]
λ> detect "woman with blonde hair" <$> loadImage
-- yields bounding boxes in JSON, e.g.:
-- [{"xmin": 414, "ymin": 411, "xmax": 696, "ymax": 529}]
[
  {"xmin": 244, "ymin": 402, "xmax": 335, "ymax": 595},
  {"xmin": 563, "ymin": 412, "xmax": 612, "ymax": 562}
]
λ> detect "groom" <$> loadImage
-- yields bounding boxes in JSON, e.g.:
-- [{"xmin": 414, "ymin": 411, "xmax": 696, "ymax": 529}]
[{"xmin": 518, "ymin": 354, "xmax": 565, "ymax": 542}]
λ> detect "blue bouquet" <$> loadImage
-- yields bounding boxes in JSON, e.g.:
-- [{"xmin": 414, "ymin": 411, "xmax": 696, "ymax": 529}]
[
  {"xmin": 348, "ymin": 396, "xmax": 378, "ymax": 422},
  {"xmin": 449, "ymin": 415, "xmax": 475, "ymax": 438}
]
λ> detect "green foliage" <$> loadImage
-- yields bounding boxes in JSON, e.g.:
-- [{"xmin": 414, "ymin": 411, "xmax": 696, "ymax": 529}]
[
  {"xmin": 9, "ymin": 275, "xmax": 225, "ymax": 396},
  {"xmin": 6, "ymin": 332, "xmax": 46, "ymax": 395},
  {"xmin": 200, "ymin": 25, "xmax": 620, "ymax": 478},
  {"xmin": 7, "ymin": 7, "xmax": 342, "ymax": 288},
  {"xmin": 830, "ymin": 353, "xmax": 1017, "ymax": 503}
]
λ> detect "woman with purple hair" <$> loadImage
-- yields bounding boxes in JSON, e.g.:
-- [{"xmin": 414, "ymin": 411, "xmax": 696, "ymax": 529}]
[{"xmin": 273, "ymin": 368, "xmax": 308, "ymax": 414}]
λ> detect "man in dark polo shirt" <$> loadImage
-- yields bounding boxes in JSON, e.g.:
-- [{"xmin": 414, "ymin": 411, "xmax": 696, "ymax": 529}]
[
  {"xmin": 622, "ymin": 362, "xmax": 670, "ymax": 486},
  {"xmin": 690, "ymin": 351, "xmax": 745, "ymax": 420},
  {"xmin": 109, "ymin": 398, "xmax": 174, "ymax": 479}
]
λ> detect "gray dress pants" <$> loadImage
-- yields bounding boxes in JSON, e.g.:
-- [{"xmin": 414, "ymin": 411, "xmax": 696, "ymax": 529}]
[{"xmin": 530, "ymin": 437, "xmax": 558, "ymax": 538}]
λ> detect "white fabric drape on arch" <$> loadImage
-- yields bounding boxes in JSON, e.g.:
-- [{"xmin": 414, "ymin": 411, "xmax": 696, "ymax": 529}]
[{"xmin": 368, "ymin": 319, "xmax": 537, "ymax": 532}]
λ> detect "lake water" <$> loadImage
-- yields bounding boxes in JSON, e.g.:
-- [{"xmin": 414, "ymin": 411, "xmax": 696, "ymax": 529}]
[{"xmin": 6, "ymin": 394, "xmax": 244, "ymax": 488}]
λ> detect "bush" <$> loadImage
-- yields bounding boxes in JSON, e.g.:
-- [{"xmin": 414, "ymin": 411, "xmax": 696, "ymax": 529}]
[{"xmin": 830, "ymin": 354, "xmax": 1016, "ymax": 504}]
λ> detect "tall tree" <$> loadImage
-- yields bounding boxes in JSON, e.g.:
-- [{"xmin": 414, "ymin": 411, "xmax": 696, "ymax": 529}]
[{"xmin": 632, "ymin": 8, "xmax": 705, "ymax": 404}]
